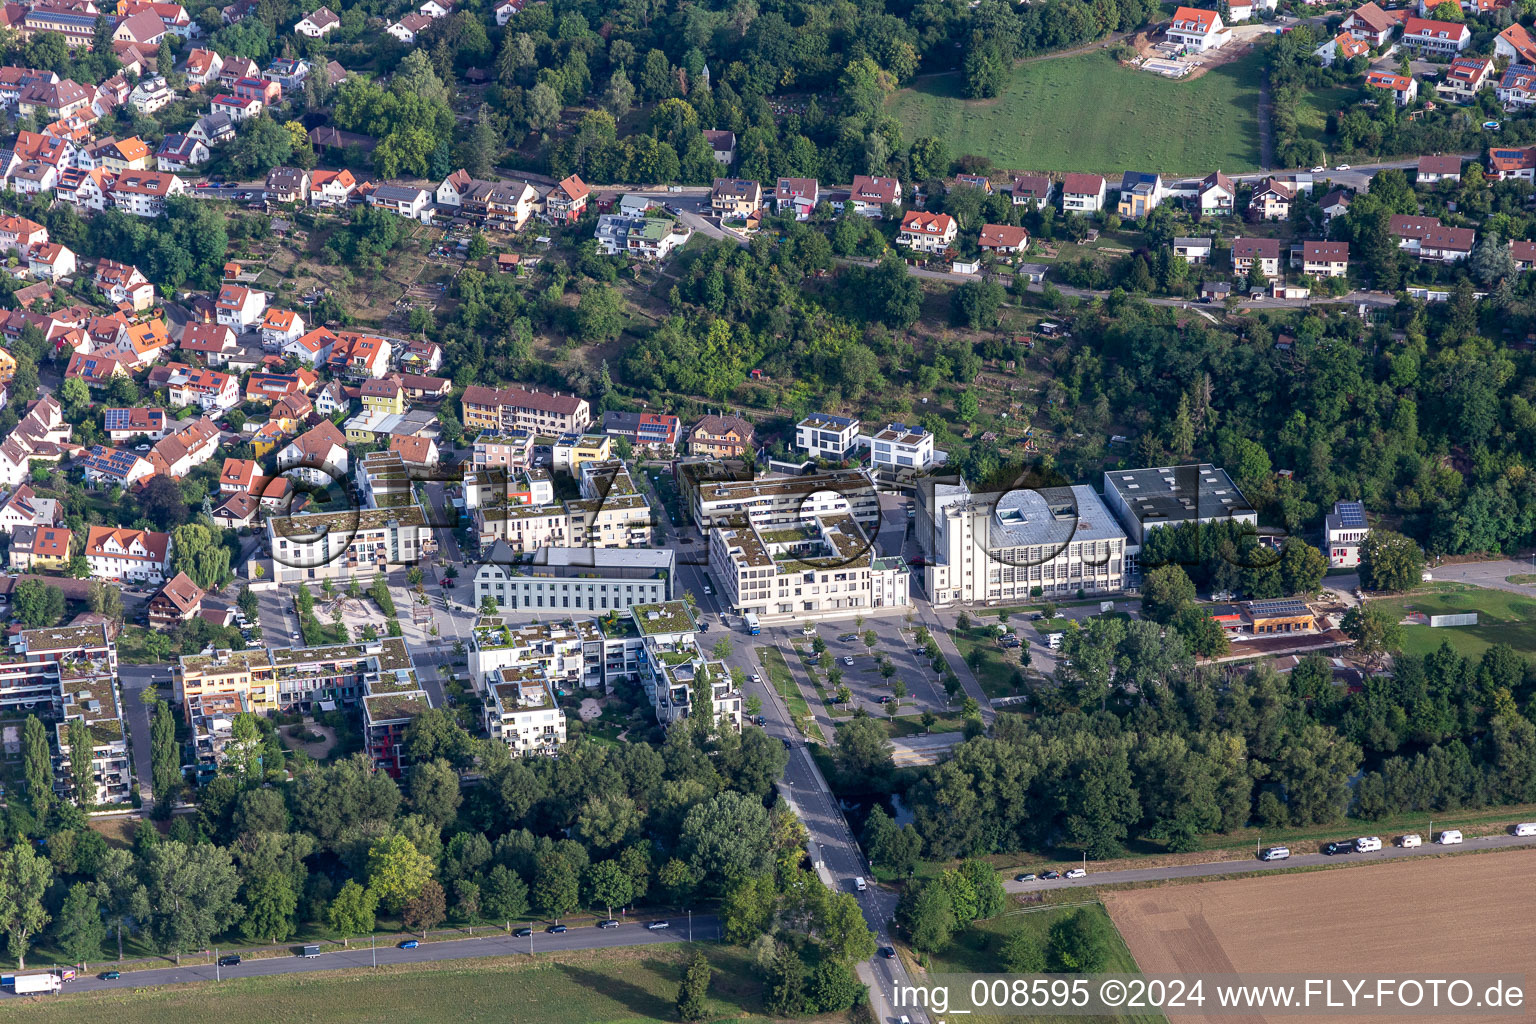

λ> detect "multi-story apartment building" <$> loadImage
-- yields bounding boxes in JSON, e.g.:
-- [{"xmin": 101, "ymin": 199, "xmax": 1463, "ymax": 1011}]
[
  {"xmin": 472, "ymin": 461, "xmax": 652, "ymax": 552},
  {"xmin": 683, "ymin": 466, "xmax": 882, "ymax": 531},
  {"xmin": 177, "ymin": 638, "xmax": 431, "ymax": 778},
  {"xmin": 481, "ymin": 666, "xmax": 567, "ymax": 755},
  {"xmin": 84, "ymin": 525, "xmax": 172, "ymax": 583},
  {"xmin": 471, "ymin": 429, "xmax": 535, "ymax": 473},
  {"xmin": 461, "ymin": 385, "xmax": 590, "ymax": 434},
  {"xmin": 0, "ymin": 623, "xmax": 130, "ymax": 805},
  {"xmin": 176, "ymin": 637, "xmax": 418, "ymax": 709},
  {"xmin": 467, "ymin": 617, "xmax": 591, "ymax": 693},
  {"xmin": 796, "ymin": 413, "xmax": 862, "ymax": 461},
  {"xmin": 918, "ymin": 480, "xmax": 1128, "ymax": 606},
  {"xmin": 264, "ymin": 505, "xmax": 433, "ymax": 584},
  {"xmin": 474, "ymin": 542, "xmax": 675, "ymax": 613},
  {"xmin": 869, "ymin": 422, "xmax": 936, "ymax": 471},
  {"xmin": 630, "ymin": 602, "xmax": 742, "ymax": 730},
  {"xmin": 709, "ymin": 512, "xmax": 910, "ymax": 620},
  {"xmin": 600, "ymin": 411, "xmax": 681, "ymax": 453}
]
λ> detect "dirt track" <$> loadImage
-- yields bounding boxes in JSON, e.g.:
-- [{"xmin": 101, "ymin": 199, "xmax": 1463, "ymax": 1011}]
[{"xmin": 1104, "ymin": 849, "xmax": 1536, "ymax": 1024}]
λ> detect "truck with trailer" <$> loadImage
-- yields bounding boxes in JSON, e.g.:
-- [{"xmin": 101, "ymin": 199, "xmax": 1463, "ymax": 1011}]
[{"xmin": 5, "ymin": 972, "xmax": 64, "ymax": 995}]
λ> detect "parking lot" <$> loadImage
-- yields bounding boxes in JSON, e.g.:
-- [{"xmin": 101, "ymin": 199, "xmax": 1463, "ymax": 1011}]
[{"xmin": 796, "ymin": 614, "xmax": 953, "ymax": 717}]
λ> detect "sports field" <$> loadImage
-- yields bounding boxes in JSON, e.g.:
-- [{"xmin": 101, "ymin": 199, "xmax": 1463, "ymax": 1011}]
[
  {"xmin": 1372, "ymin": 583, "xmax": 1536, "ymax": 661},
  {"xmin": 886, "ymin": 51, "xmax": 1265, "ymax": 175},
  {"xmin": 2, "ymin": 947, "xmax": 769, "ymax": 1024},
  {"xmin": 1104, "ymin": 849, "xmax": 1536, "ymax": 1024}
]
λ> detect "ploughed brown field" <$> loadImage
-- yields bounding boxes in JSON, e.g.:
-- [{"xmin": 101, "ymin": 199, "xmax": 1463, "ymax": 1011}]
[{"xmin": 1103, "ymin": 849, "xmax": 1536, "ymax": 1024}]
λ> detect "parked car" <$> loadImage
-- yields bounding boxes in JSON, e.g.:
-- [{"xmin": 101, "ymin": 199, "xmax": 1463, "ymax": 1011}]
[
  {"xmin": 598, "ymin": 919, "xmax": 619, "ymax": 929},
  {"xmin": 1014, "ymin": 873, "xmax": 1036, "ymax": 882},
  {"xmin": 1040, "ymin": 870, "xmax": 1061, "ymax": 880},
  {"xmin": 399, "ymin": 939, "xmax": 419, "ymax": 949},
  {"xmin": 840, "ymin": 633, "xmax": 859, "ymax": 642},
  {"xmin": 1065, "ymin": 868, "xmax": 1087, "ymax": 879},
  {"xmin": 514, "ymin": 928, "xmax": 533, "ymax": 937},
  {"xmin": 646, "ymin": 920, "xmax": 670, "ymax": 930},
  {"xmin": 218, "ymin": 955, "xmax": 241, "ymax": 967},
  {"xmin": 99, "ymin": 971, "xmax": 120, "ymax": 980},
  {"xmin": 1323, "ymin": 841, "xmax": 1355, "ymax": 855},
  {"xmin": 843, "ymin": 656, "xmax": 855, "ymax": 666},
  {"xmin": 547, "ymin": 924, "xmax": 568, "ymax": 934}
]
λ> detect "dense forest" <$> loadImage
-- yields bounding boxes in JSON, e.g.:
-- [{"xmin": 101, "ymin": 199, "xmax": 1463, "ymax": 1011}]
[{"xmin": 839, "ymin": 639, "xmax": 1536, "ymax": 863}]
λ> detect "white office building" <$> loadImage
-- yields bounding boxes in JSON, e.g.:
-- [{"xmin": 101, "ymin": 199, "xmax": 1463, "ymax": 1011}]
[{"xmin": 918, "ymin": 480, "xmax": 1127, "ymax": 606}]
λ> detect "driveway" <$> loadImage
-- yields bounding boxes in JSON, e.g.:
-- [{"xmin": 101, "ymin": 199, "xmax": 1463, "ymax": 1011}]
[{"xmin": 1425, "ymin": 558, "xmax": 1536, "ymax": 597}]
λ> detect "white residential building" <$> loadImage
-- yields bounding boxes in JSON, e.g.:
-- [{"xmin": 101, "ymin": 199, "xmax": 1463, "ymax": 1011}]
[
  {"xmin": 796, "ymin": 413, "xmax": 861, "ymax": 460},
  {"xmin": 1324, "ymin": 500, "xmax": 1369, "ymax": 568}
]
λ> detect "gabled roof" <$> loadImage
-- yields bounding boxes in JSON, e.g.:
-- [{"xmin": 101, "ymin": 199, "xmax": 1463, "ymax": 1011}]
[
  {"xmin": 287, "ymin": 418, "xmax": 346, "ymax": 459},
  {"xmin": 85, "ymin": 524, "xmax": 169, "ymax": 563},
  {"xmin": 978, "ymin": 223, "xmax": 1029, "ymax": 247},
  {"xmin": 1302, "ymin": 240, "xmax": 1350, "ymax": 260},
  {"xmin": 180, "ymin": 322, "xmax": 235, "ymax": 352},
  {"xmin": 1331, "ymin": 33, "xmax": 1370, "ymax": 59},
  {"xmin": 1232, "ymin": 236, "xmax": 1282, "ymax": 258},
  {"xmin": 1499, "ymin": 24, "xmax": 1536, "ymax": 63},
  {"xmin": 551, "ymin": 173, "xmax": 589, "ymax": 203},
  {"xmin": 1169, "ymin": 6, "xmax": 1218, "ymax": 32},
  {"xmin": 1402, "ymin": 16, "xmax": 1467, "ymax": 40},
  {"xmin": 1346, "ymin": 2, "xmax": 1394, "ymax": 34},
  {"xmin": 1417, "ymin": 154, "xmax": 1463, "ymax": 175},
  {"xmin": 1365, "ymin": 71, "xmax": 1414, "ymax": 92},
  {"xmin": 898, "ymin": 210, "xmax": 955, "ymax": 235},
  {"xmin": 152, "ymin": 572, "xmax": 204, "ymax": 615},
  {"xmin": 1499, "ymin": 64, "xmax": 1536, "ymax": 92},
  {"xmin": 1200, "ymin": 170, "xmax": 1234, "ymax": 194},
  {"xmin": 1060, "ymin": 172, "xmax": 1105, "ymax": 195}
]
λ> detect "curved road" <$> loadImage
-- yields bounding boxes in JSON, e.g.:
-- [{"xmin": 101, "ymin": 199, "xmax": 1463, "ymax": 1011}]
[
  {"xmin": 1, "ymin": 916, "xmax": 719, "ymax": 1000},
  {"xmin": 1006, "ymin": 832, "xmax": 1536, "ymax": 896}
]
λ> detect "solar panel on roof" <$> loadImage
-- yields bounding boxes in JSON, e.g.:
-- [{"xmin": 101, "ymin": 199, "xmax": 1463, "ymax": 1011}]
[{"xmin": 1338, "ymin": 503, "xmax": 1366, "ymax": 527}]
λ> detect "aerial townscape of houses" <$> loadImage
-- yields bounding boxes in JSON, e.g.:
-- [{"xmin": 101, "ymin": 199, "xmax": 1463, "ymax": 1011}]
[{"xmin": 0, "ymin": 0, "xmax": 1485, "ymax": 888}]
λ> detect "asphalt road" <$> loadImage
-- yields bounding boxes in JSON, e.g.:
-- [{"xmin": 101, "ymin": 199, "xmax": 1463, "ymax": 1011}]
[
  {"xmin": 0, "ymin": 916, "xmax": 720, "ymax": 999},
  {"xmin": 1004, "ymin": 833, "xmax": 1536, "ymax": 895}
]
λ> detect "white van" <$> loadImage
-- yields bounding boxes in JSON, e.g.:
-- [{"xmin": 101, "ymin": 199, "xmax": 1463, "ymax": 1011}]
[
  {"xmin": 1514, "ymin": 823, "xmax": 1536, "ymax": 837},
  {"xmin": 1436, "ymin": 830, "xmax": 1463, "ymax": 845},
  {"xmin": 854, "ymin": 877, "xmax": 867, "ymax": 892},
  {"xmin": 1259, "ymin": 846, "xmax": 1290, "ymax": 862},
  {"xmin": 1355, "ymin": 836, "xmax": 1382, "ymax": 853},
  {"xmin": 1046, "ymin": 632, "xmax": 1064, "ymax": 649},
  {"xmin": 1396, "ymin": 834, "xmax": 1422, "ymax": 848}
]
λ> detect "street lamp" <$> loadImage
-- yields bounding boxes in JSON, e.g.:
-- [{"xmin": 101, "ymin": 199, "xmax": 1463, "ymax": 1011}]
[{"xmin": 687, "ymin": 908, "xmax": 693, "ymax": 942}]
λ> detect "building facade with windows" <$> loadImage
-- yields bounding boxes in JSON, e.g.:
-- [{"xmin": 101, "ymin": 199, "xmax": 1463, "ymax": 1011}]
[{"xmin": 918, "ymin": 480, "xmax": 1127, "ymax": 606}]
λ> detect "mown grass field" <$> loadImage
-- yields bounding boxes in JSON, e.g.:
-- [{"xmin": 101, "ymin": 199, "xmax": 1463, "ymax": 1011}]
[
  {"xmin": 3, "ymin": 947, "xmax": 776, "ymax": 1024},
  {"xmin": 1372, "ymin": 583, "xmax": 1536, "ymax": 660},
  {"xmin": 886, "ymin": 51, "xmax": 1265, "ymax": 174}
]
